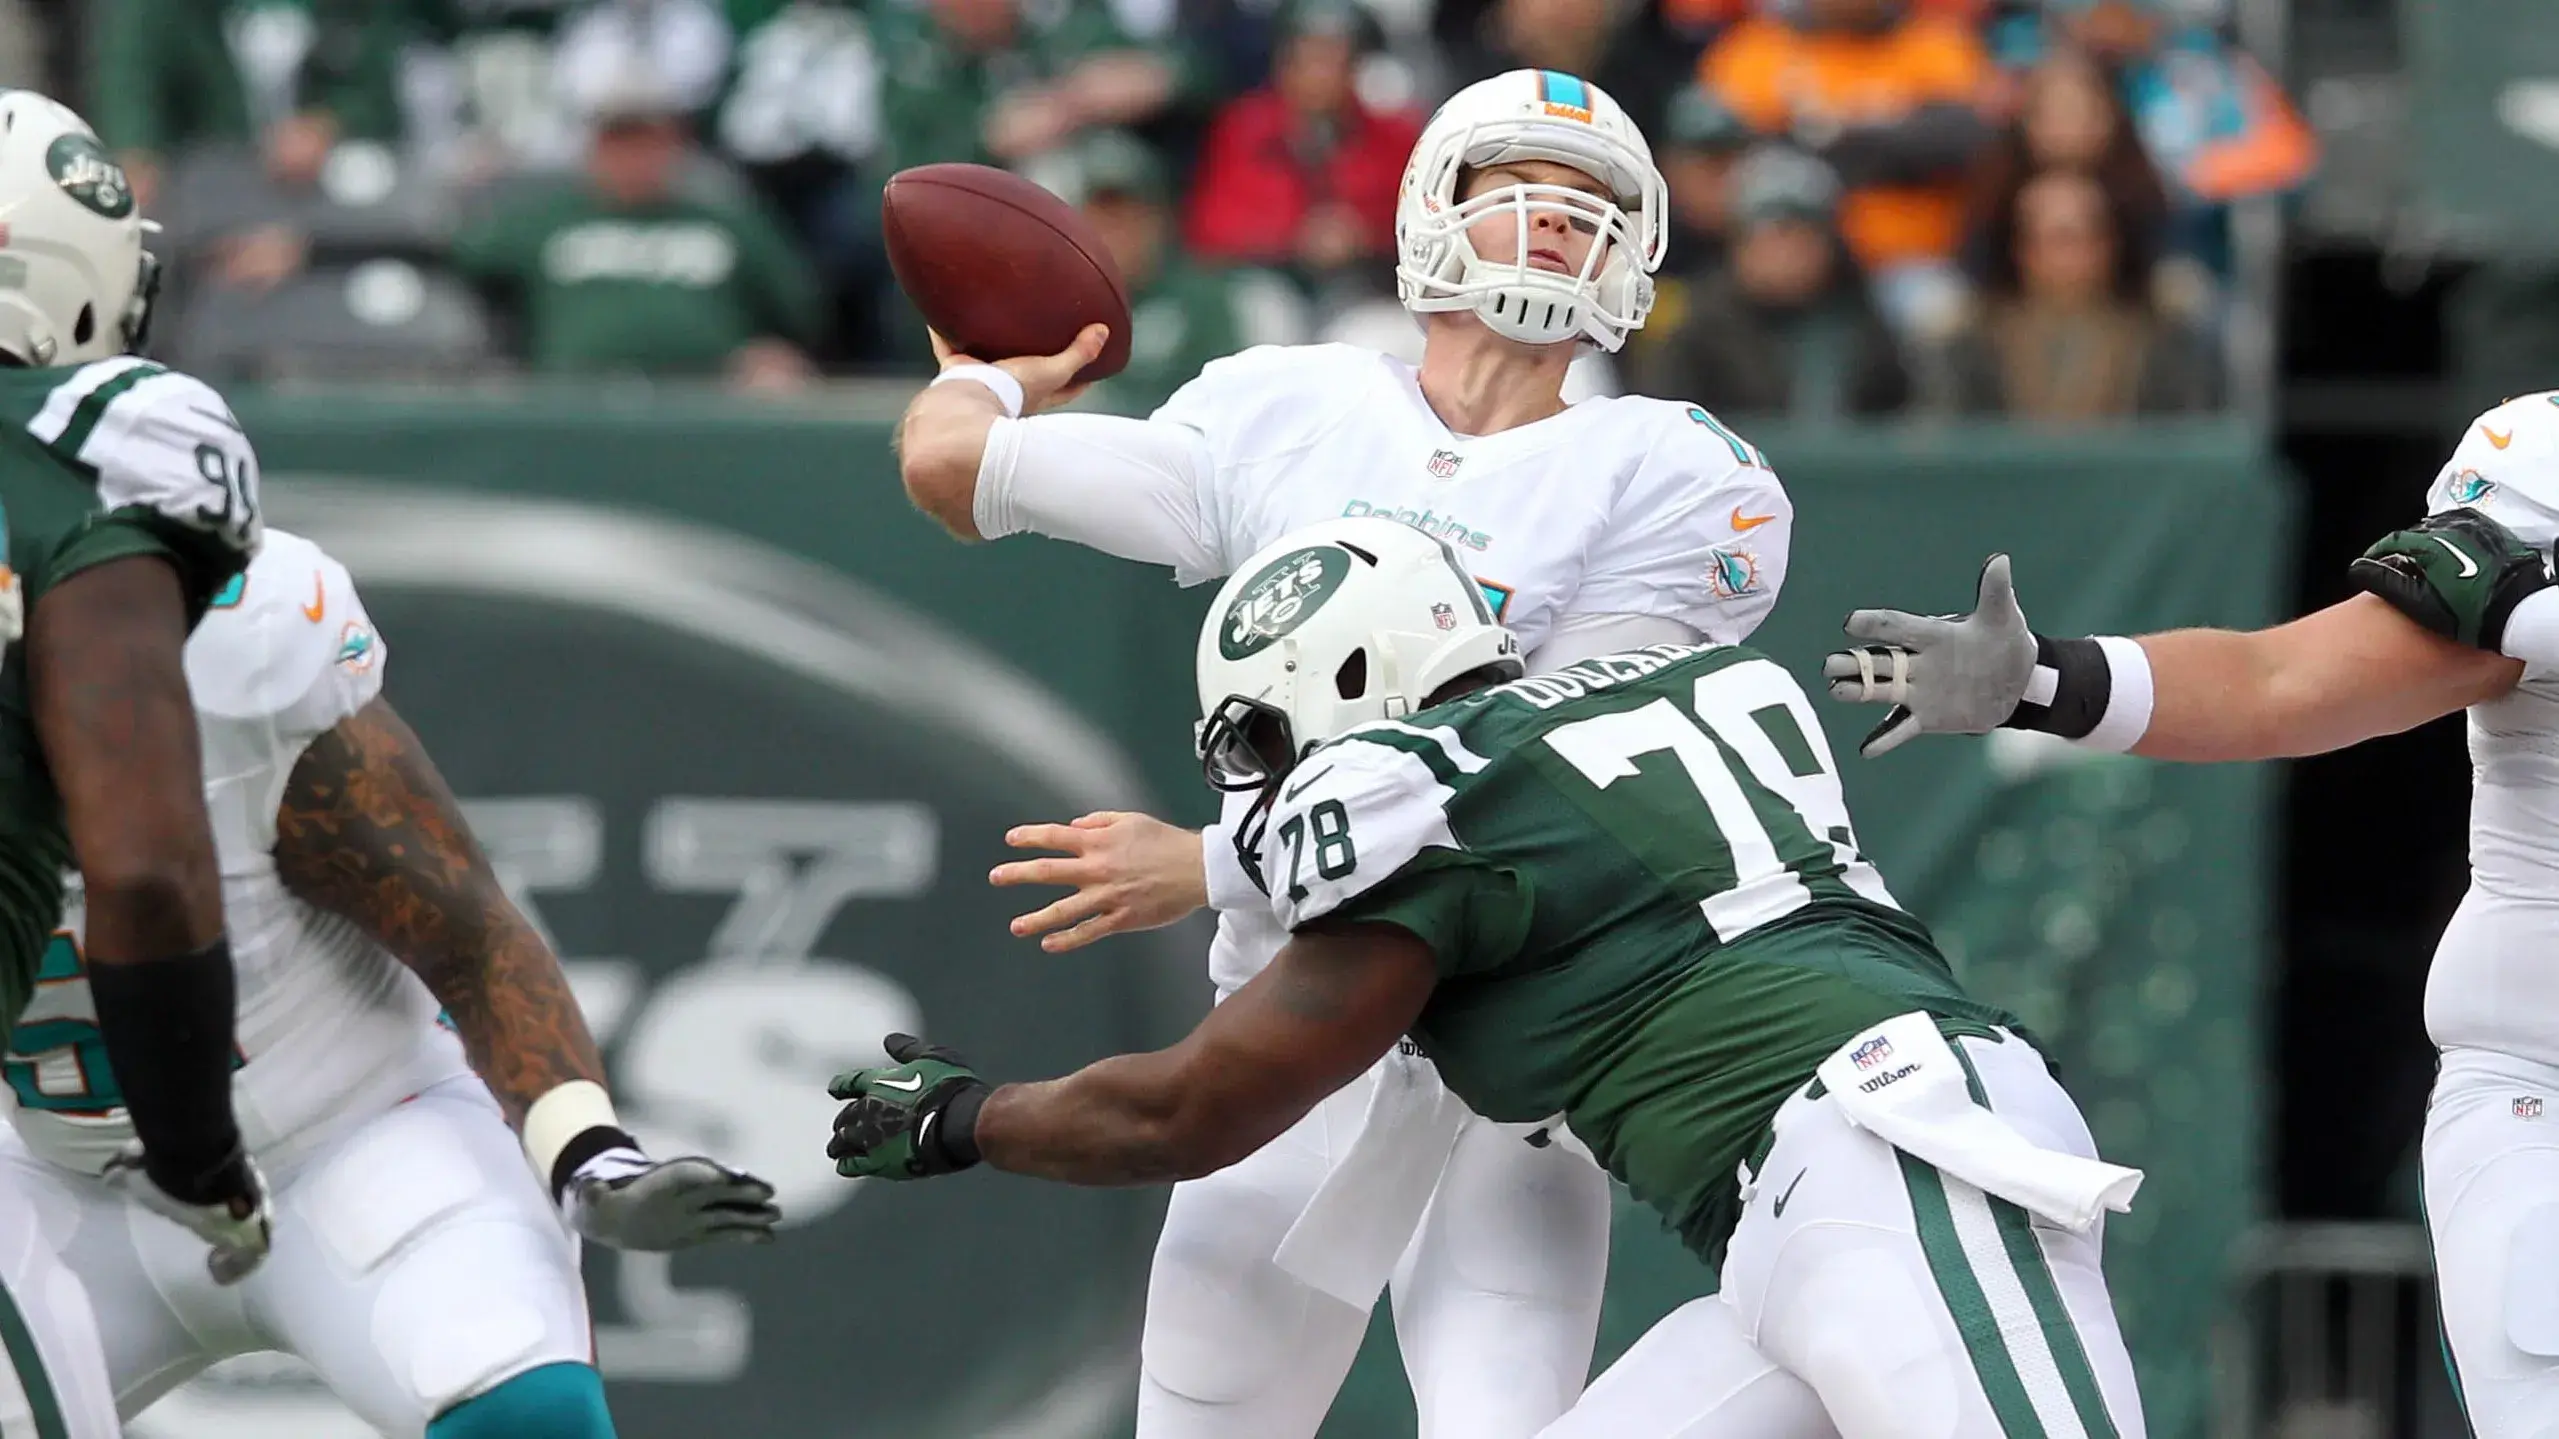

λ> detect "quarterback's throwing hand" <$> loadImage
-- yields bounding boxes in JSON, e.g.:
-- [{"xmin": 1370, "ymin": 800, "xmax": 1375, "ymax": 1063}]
[
  {"xmin": 992, "ymin": 811, "xmax": 1207, "ymax": 952},
  {"xmin": 103, "ymin": 1144, "xmax": 273, "ymax": 1286},
  {"xmin": 565, "ymin": 1150, "xmax": 782, "ymax": 1251},
  {"xmin": 1821, "ymin": 554, "xmax": 2039, "ymax": 757},
  {"xmin": 829, "ymin": 1034, "xmax": 991, "ymax": 1181}
]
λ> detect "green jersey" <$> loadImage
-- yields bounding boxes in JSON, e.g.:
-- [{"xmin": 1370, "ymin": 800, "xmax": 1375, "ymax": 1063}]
[
  {"xmin": 1253, "ymin": 641, "xmax": 2017, "ymax": 1261},
  {"xmin": 0, "ymin": 358, "xmax": 263, "ymax": 1031}
]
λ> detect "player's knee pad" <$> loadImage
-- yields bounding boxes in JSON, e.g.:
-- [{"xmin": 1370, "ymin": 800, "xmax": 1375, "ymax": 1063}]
[{"xmin": 427, "ymin": 1362, "xmax": 614, "ymax": 1439}]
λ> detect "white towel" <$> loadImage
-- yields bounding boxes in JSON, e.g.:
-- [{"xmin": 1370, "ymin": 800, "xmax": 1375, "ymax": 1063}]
[
  {"xmin": 1273, "ymin": 1047, "xmax": 1471, "ymax": 1306},
  {"xmin": 1816, "ymin": 1012, "xmax": 2143, "ymax": 1233}
]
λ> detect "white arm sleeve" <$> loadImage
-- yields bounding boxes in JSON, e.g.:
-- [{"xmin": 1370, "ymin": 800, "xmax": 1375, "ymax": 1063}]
[
  {"xmin": 972, "ymin": 411, "xmax": 1223, "ymax": 575},
  {"xmin": 1528, "ymin": 612, "xmax": 1703, "ymax": 671}
]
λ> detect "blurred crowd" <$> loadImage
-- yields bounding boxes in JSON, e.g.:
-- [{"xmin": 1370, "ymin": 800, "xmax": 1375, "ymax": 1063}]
[{"xmin": 24, "ymin": 0, "xmax": 2311, "ymax": 424}]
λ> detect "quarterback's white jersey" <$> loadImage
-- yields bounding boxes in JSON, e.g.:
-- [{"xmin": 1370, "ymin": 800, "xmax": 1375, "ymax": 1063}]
[
  {"xmin": 1154, "ymin": 344, "xmax": 1791, "ymax": 654},
  {"xmin": 1144, "ymin": 344, "xmax": 1794, "ymax": 992},
  {"xmin": 2420, "ymin": 392, "xmax": 2559, "ymax": 1065},
  {"xmin": 2, "ymin": 529, "xmax": 468, "ymax": 1172}
]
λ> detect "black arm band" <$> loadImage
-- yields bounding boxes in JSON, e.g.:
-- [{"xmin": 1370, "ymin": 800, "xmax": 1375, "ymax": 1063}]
[
  {"xmin": 931, "ymin": 1083, "xmax": 988, "ymax": 1170},
  {"xmin": 1999, "ymin": 634, "xmax": 2112, "ymax": 740},
  {"xmin": 86, "ymin": 937, "xmax": 245, "ymax": 1205},
  {"xmin": 548, "ymin": 1124, "xmax": 641, "ymax": 1202}
]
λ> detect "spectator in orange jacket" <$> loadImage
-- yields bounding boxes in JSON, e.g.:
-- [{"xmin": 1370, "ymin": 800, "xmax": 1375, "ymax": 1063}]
[
  {"xmin": 1184, "ymin": 0, "xmax": 1421, "ymax": 285},
  {"xmin": 1701, "ymin": 0, "xmax": 1995, "ymax": 334}
]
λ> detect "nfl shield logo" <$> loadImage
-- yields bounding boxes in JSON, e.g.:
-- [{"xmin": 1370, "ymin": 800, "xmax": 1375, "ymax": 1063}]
[
  {"xmin": 1431, "ymin": 602, "xmax": 1457, "ymax": 631},
  {"xmin": 1850, "ymin": 1038, "xmax": 1894, "ymax": 1071},
  {"xmin": 1428, "ymin": 449, "xmax": 1463, "ymax": 478},
  {"xmin": 2519, "ymin": 1096, "xmax": 2545, "ymax": 1120}
]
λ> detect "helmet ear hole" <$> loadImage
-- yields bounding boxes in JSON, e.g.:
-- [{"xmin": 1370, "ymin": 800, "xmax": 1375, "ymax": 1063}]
[
  {"xmin": 1334, "ymin": 647, "xmax": 1369, "ymax": 701},
  {"xmin": 72, "ymin": 304, "xmax": 92, "ymax": 347}
]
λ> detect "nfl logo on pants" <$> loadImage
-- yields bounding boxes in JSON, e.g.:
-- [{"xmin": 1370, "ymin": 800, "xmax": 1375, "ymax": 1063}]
[{"xmin": 1851, "ymin": 1038, "xmax": 1894, "ymax": 1071}]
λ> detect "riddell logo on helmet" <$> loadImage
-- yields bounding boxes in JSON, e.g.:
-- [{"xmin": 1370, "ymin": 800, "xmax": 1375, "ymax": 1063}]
[{"xmin": 1541, "ymin": 101, "xmax": 1593, "ymax": 123}]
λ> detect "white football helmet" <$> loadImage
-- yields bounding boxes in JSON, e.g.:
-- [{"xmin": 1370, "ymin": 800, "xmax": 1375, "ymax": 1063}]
[
  {"xmin": 1196, "ymin": 517, "xmax": 1523, "ymax": 793},
  {"xmin": 0, "ymin": 92, "xmax": 157, "ymax": 368},
  {"xmin": 1394, "ymin": 69, "xmax": 1668, "ymax": 351}
]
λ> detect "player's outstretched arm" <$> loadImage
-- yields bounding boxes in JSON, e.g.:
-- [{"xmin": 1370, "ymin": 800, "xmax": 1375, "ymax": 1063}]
[
  {"xmin": 32, "ymin": 555, "xmax": 271, "ymax": 1282},
  {"xmin": 1827, "ymin": 557, "xmax": 2522, "ymax": 762},
  {"xmin": 2131, "ymin": 595, "xmax": 2519, "ymax": 761},
  {"xmin": 830, "ymin": 921, "xmax": 1435, "ymax": 1185},
  {"xmin": 991, "ymin": 810, "xmax": 1208, "ymax": 952},
  {"xmin": 896, "ymin": 324, "xmax": 1110, "ymax": 539},
  {"xmin": 275, "ymin": 698, "xmax": 781, "ymax": 1249}
]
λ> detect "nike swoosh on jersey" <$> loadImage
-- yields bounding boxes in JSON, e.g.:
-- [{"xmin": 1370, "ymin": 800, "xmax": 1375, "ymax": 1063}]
[
  {"xmin": 1282, "ymin": 762, "xmax": 1337, "ymax": 803},
  {"xmin": 1772, "ymin": 1168, "xmax": 1808, "ymax": 1217},
  {"xmin": 299, "ymin": 572, "xmax": 325, "ymax": 622},
  {"xmin": 2435, "ymin": 535, "xmax": 2481, "ymax": 578},
  {"xmin": 1730, "ymin": 507, "xmax": 1778, "ymax": 532},
  {"xmin": 2485, "ymin": 425, "xmax": 2516, "ymax": 450},
  {"xmin": 872, "ymin": 1073, "xmax": 926, "ymax": 1093}
]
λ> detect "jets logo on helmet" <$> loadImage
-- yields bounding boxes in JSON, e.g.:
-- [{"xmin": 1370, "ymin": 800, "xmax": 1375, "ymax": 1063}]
[
  {"xmin": 1394, "ymin": 69, "xmax": 1669, "ymax": 351},
  {"xmin": 46, "ymin": 134, "xmax": 131, "ymax": 220},
  {"xmin": 1221, "ymin": 546, "xmax": 1352, "ymax": 660},
  {"xmin": 1195, "ymin": 518, "xmax": 1525, "ymax": 801},
  {"xmin": 0, "ymin": 92, "xmax": 159, "ymax": 366}
]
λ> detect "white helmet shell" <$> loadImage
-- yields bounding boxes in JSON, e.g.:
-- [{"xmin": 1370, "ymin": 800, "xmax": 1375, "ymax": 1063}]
[
  {"xmin": 1394, "ymin": 69, "xmax": 1668, "ymax": 351},
  {"xmin": 1196, "ymin": 517, "xmax": 1523, "ymax": 790},
  {"xmin": 0, "ymin": 92, "xmax": 154, "ymax": 368}
]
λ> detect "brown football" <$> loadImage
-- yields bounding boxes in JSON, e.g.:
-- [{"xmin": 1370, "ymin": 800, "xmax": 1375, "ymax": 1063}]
[{"xmin": 882, "ymin": 163, "xmax": 1133, "ymax": 386}]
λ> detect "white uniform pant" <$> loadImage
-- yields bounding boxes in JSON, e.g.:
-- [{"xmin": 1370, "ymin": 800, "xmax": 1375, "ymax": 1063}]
[
  {"xmin": 0, "ymin": 1075, "xmax": 592, "ymax": 1438},
  {"xmin": 0, "ymin": 1179, "xmax": 118, "ymax": 1437},
  {"xmin": 2424, "ymin": 1045, "xmax": 2559, "ymax": 1438},
  {"xmin": 1543, "ymin": 1031, "xmax": 2144, "ymax": 1439},
  {"xmin": 1137, "ymin": 1060, "xmax": 1612, "ymax": 1439}
]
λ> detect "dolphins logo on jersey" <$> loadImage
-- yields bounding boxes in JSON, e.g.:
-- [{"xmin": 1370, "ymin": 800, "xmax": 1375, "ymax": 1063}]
[
  {"xmin": 1705, "ymin": 545, "xmax": 1763, "ymax": 601},
  {"xmin": 334, "ymin": 620, "xmax": 376, "ymax": 673},
  {"xmin": 1219, "ymin": 545, "xmax": 1351, "ymax": 660},
  {"xmin": 2446, "ymin": 469, "xmax": 2497, "ymax": 506}
]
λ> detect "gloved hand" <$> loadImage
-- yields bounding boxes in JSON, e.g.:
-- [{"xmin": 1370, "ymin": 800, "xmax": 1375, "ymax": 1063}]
[
  {"xmin": 828, "ymin": 1034, "xmax": 990, "ymax": 1181},
  {"xmin": 564, "ymin": 1149, "xmax": 781, "ymax": 1251},
  {"xmin": 103, "ymin": 1144, "xmax": 272, "ymax": 1285},
  {"xmin": 2348, "ymin": 508, "xmax": 2553, "ymax": 651},
  {"xmin": 1821, "ymin": 554, "xmax": 2039, "ymax": 757}
]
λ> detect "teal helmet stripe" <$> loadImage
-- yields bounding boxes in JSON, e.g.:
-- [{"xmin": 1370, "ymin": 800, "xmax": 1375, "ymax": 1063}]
[{"xmin": 1539, "ymin": 70, "xmax": 1590, "ymax": 110}]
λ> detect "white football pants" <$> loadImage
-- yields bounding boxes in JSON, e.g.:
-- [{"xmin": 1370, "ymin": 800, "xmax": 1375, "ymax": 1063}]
[
  {"xmin": 0, "ymin": 1178, "xmax": 118, "ymax": 1437},
  {"xmin": 0, "ymin": 1075, "xmax": 592, "ymax": 1438},
  {"xmin": 1137, "ymin": 1059, "xmax": 1612, "ymax": 1439},
  {"xmin": 1543, "ymin": 1030, "xmax": 2144, "ymax": 1439},
  {"xmin": 2425, "ymin": 1045, "xmax": 2559, "ymax": 1438}
]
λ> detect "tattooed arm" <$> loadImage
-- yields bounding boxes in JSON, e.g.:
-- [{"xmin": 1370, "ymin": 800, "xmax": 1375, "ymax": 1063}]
[
  {"xmin": 271, "ymin": 697, "xmax": 602, "ymax": 1129},
  {"xmin": 974, "ymin": 922, "xmax": 1435, "ymax": 1184}
]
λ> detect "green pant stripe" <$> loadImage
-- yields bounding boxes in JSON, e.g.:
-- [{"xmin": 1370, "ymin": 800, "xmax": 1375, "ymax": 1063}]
[
  {"xmin": 2418, "ymin": 1186, "xmax": 2476, "ymax": 1434},
  {"xmin": 1900, "ymin": 1151, "xmax": 2048, "ymax": 1438},
  {"xmin": 0, "ymin": 1276, "xmax": 69, "ymax": 1439},
  {"xmin": 1950, "ymin": 1036, "xmax": 2118, "ymax": 1437},
  {"xmin": 1987, "ymin": 1196, "xmax": 2119, "ymax": 1438},
  {"xmin": 51, "ymin": 362, "xmax": 160, "ymax": 467}
]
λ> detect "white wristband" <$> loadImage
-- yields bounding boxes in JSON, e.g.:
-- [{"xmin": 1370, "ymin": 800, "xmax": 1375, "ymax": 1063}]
[
  {"xmin": 932, "ymin": 364, "xmax": 1025, "ymax": 418},
  {"xmin": 2081, "ymin": 636, "xmax": 2155, "ymax": 753},
  {"xmin": 523, "ymin": 1080, "xmax": 623, "ymax": 1184}
]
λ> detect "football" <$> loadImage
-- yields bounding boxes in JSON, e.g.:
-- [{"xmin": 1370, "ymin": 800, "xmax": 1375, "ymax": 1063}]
[{"xmin": 882, "ymin": 163, "xmax": 1134, "ymax": 386}]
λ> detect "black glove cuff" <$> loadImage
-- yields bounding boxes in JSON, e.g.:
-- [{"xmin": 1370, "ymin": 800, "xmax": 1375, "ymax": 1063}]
[
  {"xmin": 86, "ymin": 938, "xmax": 246, "ymax": 1206},
  {"xmin": 931, "ymin": 1083, "xmax": 990, "ymax": 1171},
  {"xmin": 1999, "ymin": 634, "xmax": 2112, "ymax": 740},
  {"xmin": 549, "ymin": 1124, "xmax": 641, "ymax": 1202}
]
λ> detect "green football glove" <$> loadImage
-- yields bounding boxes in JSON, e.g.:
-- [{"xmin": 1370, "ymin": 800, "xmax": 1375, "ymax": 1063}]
[
  {"xmin": 2348, "ymin": 508, "xmax": 2553, "ymax": 651},
  {"xmin": 827, "ymin": 1034, "xmax": 990, "ymax": 1181}
]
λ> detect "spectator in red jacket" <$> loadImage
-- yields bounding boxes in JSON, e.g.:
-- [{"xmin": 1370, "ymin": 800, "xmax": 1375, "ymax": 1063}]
[{"xmin": 1183, "ymin": 0, "xmax": 1421, "ymax": 283}]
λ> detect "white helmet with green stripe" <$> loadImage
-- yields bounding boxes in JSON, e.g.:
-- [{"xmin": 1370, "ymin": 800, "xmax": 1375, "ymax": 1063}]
[
  {"xmin": 1196, "ymin": 518, "xmax": 1524, "ymax": 794},
  {"xmin": 0, "ymin": 91, "xmax": 156, "ymax": 368},
  {"xmin": 1394, "ymin": 68, "xmax": 1668, "ymax": 351}
]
